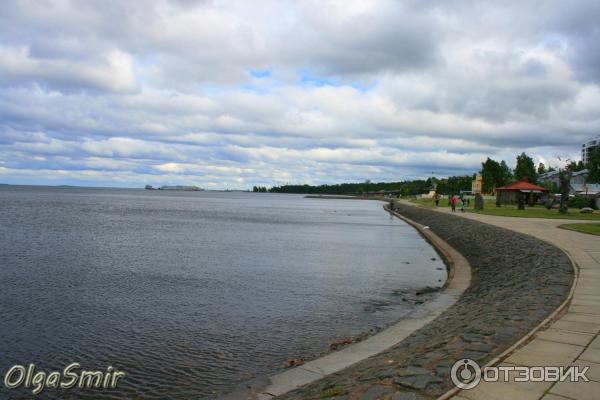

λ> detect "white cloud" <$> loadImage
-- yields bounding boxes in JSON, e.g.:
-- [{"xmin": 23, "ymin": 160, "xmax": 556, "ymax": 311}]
[
  {"xmin": 0, "ymin": 46, "xmax": 138, "ymax": 92},
  {"xmin": 0, "ymin": 0, "xmax": 599, "ymax": 188},
  {"xmin": 153, "ymin": 162, "xmax": 186, "ymax": 173}
]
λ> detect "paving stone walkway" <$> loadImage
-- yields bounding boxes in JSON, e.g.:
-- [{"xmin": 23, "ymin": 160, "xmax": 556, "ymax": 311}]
[{"xmin": 408, "ymin": 202, "xmax": 600, "ymax": 400}]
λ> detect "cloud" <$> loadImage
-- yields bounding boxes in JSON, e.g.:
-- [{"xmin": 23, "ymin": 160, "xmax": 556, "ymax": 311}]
[
  {"xmin": 0, "ymin": 0, "xmax": 598, "ymax": 188},
  {"xmin": 544, "ymin": 0, "xmax": 600, "ymax": 83},
  {"xmin": 275, "ymin": 0, "xmax": 442, "ymax": 77},
  {"xmin": 0, "ymin": 46, "xmax": 138, "ymax": 93},
  {"xmin": 153, "ymin": 162, "xmax": 186, "ymax": 173}
]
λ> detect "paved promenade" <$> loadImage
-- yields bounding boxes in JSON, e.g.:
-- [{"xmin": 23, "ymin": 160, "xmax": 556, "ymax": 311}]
[{"xmin": 405, "ymin": 202, "xmax": 600, "ymax": 400}]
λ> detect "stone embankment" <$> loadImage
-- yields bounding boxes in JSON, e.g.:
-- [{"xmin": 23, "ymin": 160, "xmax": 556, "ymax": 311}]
[{"xmin": 278, "ymin": 202, "xmax": 573, "ymax": 400}]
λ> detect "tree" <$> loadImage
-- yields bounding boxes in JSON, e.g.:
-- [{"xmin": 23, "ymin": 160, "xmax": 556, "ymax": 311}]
[
  {"xmin": 480, "ymin": 158, "xmax": 503, "ymax": 193},
  {"xmin": 514, "ymin": 152, "xmax": 537, "ymax": 183},
  {"xmin": 439, "ymin": 175, "xmax": 472, "ymax": 195},
  {"xmin": 537, "ymin": 162, "xmax": 546, "ymax": 174},
  {"xmin": 499, "ymin": 160, "xmax": 512, "ymax": 185},
  {"xmin": 587, "ymin": 146, "xmax": 600, "ymax": 183},
  {"xmin": 568, "ymin": 160, "xmax": 586, "ymax": 172},
  {"xmin": 480, "ymin": 158, "xmax": 514, "ymax": 193}
]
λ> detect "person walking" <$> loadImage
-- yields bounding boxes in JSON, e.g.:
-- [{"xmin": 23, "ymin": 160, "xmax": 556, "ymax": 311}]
[
  {"xmin": 450, "ymin": 195, "xmax": 457, "ymax": 212},
  {"xmin": 434, "ymin": 193, "xmax": 440, "ymax": 207},
  {"xmin": 460, "ymin": 197, "xmax": 466, "ymax": 212}
]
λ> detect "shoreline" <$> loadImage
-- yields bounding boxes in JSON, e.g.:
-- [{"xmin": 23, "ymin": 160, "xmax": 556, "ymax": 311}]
[
  {"xmin": 273, "ymin": 201, "xmax": 574, "ymax": 400},
  {"xmin": 222, "ymin": 204, "xmax": 472, "ymax": 400}
]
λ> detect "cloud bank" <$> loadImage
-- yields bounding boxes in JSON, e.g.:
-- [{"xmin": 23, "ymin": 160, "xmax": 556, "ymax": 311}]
[{"xmin": 0, "ymin": 0, "xmax": 599, "ymax": 188}]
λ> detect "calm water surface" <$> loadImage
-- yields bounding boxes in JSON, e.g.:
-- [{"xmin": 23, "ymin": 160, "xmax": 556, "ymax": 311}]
[{"xmin": 0, "ymin": 186, "xmax": 445, "ymax": 399}]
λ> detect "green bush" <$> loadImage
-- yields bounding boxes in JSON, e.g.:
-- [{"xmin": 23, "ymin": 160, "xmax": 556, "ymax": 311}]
[{"xmin": 568, "ymin": 196, "xmax": 597, "ymax": 209}]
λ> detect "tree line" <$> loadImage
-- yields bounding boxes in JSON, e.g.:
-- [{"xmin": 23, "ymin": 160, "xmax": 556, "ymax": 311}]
[
  {"xmin": 266, "ymin": 148, "xmax": 600, "ymax": 195},
  {"xmin": 269, "ymin": 180, "xmax": 429, "ymax": 196}
]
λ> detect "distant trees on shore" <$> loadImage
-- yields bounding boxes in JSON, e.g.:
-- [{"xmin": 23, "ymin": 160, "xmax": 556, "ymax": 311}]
[
  {"xmin": 266, "ymin": 150, "xmax": 600, "ymax": 196},
  {"xmin": 434, "ymin": 175, "xmax": 473, "ymax": 195},
  {"xmin": 269, "ymin": 180, "xmax": 431, "ymax": 195},
  {"xmin": 268, "ymin": 178, "xmax": 474, "ymax": 196}
]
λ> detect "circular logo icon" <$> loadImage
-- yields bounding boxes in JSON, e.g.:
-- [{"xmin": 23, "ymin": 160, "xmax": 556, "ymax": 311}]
[{"xmin": 450, "ymin": 358, "xmax": 481, "ymax": 389}]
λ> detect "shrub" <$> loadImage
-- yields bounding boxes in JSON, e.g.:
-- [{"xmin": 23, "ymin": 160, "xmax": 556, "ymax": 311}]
[{"xmin": 568, "ymin": 196, "xmax": 597, "ymax": 209}]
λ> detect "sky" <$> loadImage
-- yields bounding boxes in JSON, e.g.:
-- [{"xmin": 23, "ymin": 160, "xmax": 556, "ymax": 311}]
[{"xmin": 1, "ymin": 0, "xmax": 599, "ymax": 189}]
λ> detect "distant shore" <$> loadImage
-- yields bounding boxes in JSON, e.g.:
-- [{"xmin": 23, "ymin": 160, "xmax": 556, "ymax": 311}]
[
  {"xmin": 304, "ymin": 194, "xmax": 360, "ymax": 199},
  {"xmin": 304, "ymin": 194, "xmax": 393, "ymax": 200}
]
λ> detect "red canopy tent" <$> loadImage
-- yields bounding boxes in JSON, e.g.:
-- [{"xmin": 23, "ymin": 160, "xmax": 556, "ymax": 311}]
[{"xmin": 496, "ymin": 180, "xmax": 548, "ymax": 205}]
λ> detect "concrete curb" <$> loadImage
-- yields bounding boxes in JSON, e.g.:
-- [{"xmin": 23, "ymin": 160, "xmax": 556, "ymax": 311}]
[{"xmin": 228, "ymin": 205, "xmax": 472, "ymax": 400}]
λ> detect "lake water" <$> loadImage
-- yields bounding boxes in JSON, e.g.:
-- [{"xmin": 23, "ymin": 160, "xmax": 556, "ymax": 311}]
[{"xmin": 0, "ymin": 186, "xmax": 446, "ymax": 399}]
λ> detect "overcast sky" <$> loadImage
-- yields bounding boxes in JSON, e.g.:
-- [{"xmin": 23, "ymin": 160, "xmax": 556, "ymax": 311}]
[{"xmin": 1, "ymin": 0, "xmax": 599, "ymax": 188}]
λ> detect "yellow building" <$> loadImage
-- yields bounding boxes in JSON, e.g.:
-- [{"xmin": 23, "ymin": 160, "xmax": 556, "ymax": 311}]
[{"xmin": 472, "ymin": 173, "xmax": 482, "ymax": 194}]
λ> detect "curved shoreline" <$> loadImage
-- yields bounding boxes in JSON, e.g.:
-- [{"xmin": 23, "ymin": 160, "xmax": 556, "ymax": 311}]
[
  {"xmin": 274, "ymin": 202, "xmax": 574, "ymax": 400},
  {"xmin": 223, "ymin": 204, "xmax": 472, "ymax": 400}
]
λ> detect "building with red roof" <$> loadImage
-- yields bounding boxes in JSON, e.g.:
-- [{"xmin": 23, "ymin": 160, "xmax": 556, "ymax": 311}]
[{"xmin": 496, "ymin": 179, "xmax": 548, "ymax": 205}]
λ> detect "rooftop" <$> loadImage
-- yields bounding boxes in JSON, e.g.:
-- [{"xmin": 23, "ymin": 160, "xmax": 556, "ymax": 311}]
[{"xmin": 496, "ymin": 180, "xmax": 548, "ymax": 191}]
